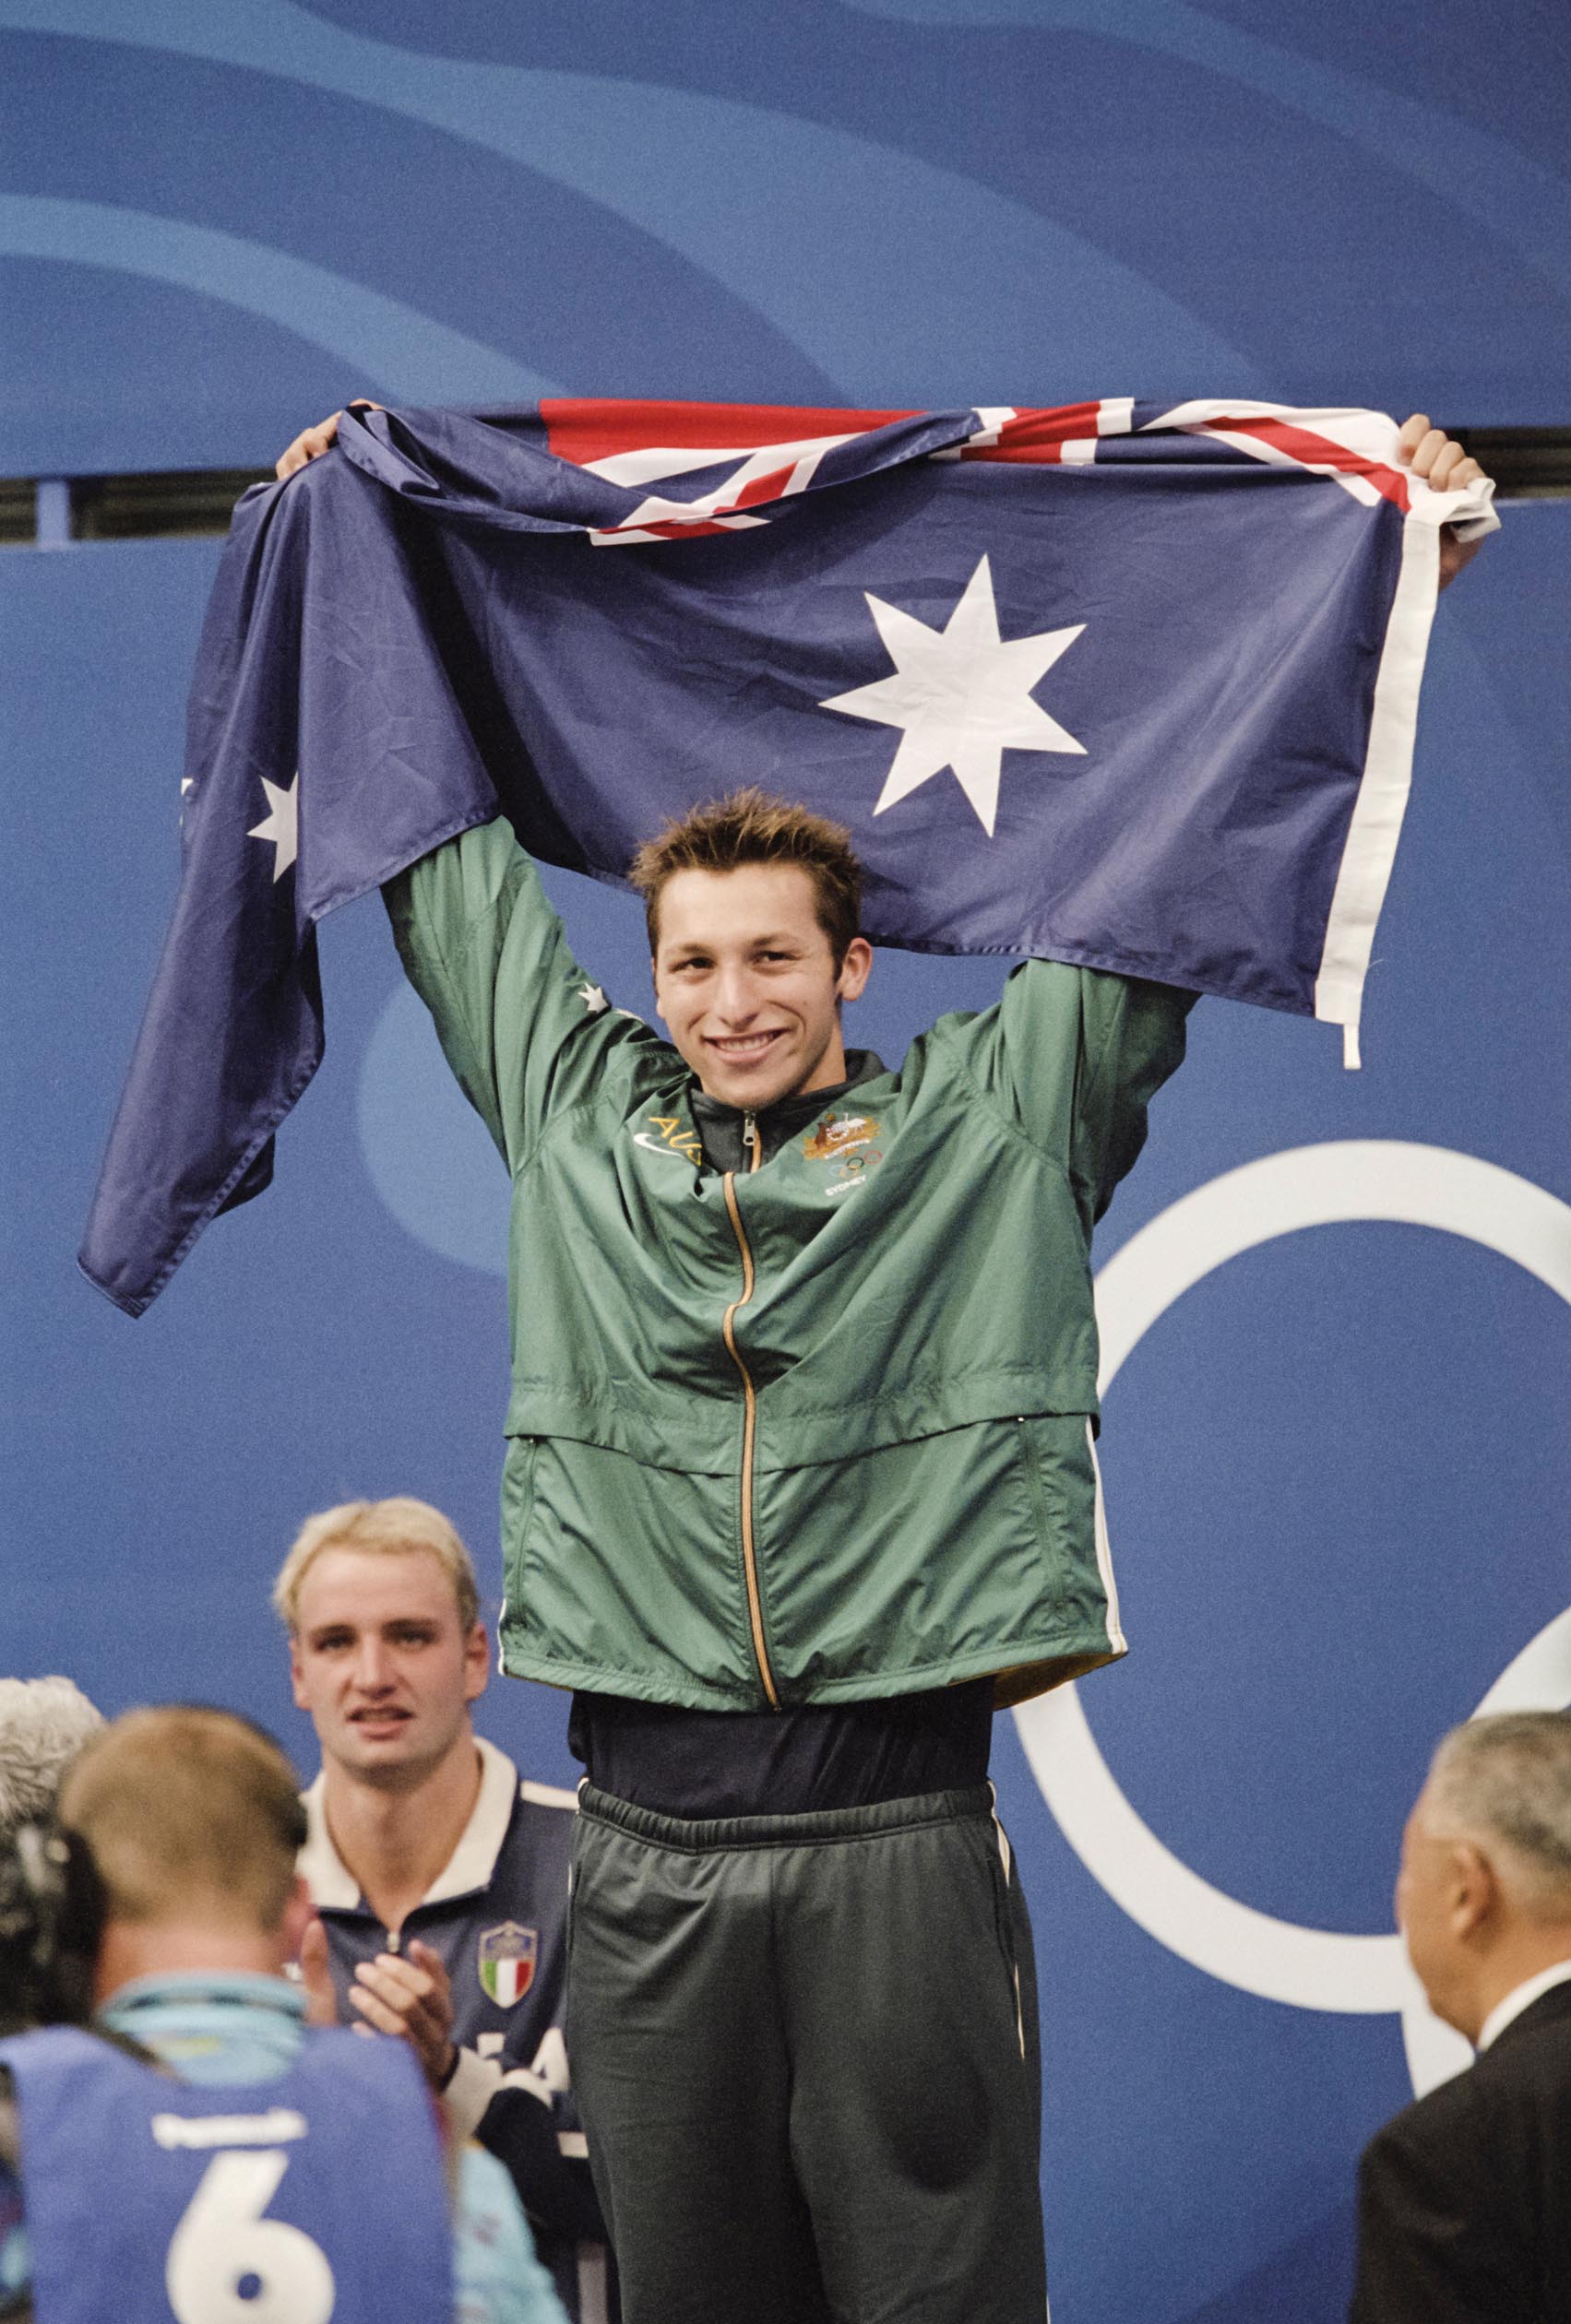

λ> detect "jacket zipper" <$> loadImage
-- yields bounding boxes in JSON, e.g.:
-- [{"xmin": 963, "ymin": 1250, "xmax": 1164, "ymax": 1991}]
[{"xmin": 721, "ymin": 1111, "xmax": 780, "ymax": 1708}]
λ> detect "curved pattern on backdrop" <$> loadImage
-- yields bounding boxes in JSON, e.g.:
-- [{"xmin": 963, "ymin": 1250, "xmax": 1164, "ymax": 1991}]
[
  {"xmin": 0, "ymin": 195, "xmax": 553, "ymax": 404},
  {"xmin": 1017, "ymin": 1142, "xmax": 1571, "ymax": 2094},
  {"xmin": 359, "ymin": 981, "xmax": 512, "ymax": 1277},
  {"xmin": 0, "ymin": 0, "xmax": 1258, "ymax": 402},
  {"xmin": 847, "ymin": 0, "xmax": 1571, "ymax": 305}
]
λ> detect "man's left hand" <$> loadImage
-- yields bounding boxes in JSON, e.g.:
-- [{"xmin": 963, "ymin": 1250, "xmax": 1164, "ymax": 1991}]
[
  {"xmin": 349, "ymin": 1939, "xmax": 458, "ymax": 2090},
  {"xmin": 1397, "ymin": 414, "xmax": 1490, "ymax": 590}
]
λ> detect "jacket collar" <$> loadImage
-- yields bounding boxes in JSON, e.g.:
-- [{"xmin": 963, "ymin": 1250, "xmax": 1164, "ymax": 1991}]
[
  {"xmin": 688, "ymin": 1049, "xmax": 886, "ymax": 1169},
  {"xmin": 1477, "ymin": 1956, "xmax": 1571, "ymax": 2051},
  {"xmin": 101, "ymin": 1971, "xmax": 303, "ymax": 2026},
  {"xmin": 298, "ymin": 1735, "xmax": 520, "ymax": 1914}
]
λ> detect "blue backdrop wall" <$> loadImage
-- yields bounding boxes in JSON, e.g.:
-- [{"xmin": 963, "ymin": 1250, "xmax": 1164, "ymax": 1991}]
[{"xmin": 4, "ymin": 10, "xmax": 1569, "ymax": 2322}]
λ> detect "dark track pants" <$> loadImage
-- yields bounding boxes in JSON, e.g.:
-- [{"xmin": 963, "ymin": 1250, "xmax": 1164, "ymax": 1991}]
[{"xmin": 567, "ymin": 1782, "xmax": 1046, "ymax": 2324}]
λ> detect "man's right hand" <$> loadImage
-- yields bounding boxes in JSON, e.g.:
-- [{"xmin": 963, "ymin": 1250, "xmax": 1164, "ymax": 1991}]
[
  {"xmin": 348, "ymin": 1939, "xmax": 458, "ymax": 2092},
  {"xmin": 275, "ymin": 401, "xmax": 382, "ymax": 480}
]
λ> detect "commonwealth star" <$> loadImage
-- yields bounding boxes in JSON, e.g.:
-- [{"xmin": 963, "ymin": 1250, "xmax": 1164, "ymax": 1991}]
[
  {"xmin": 247, "ymin": 775, "xmax": 299, "ymax": 882},
  {"xmin": 820, "ymin": 555, "xmax": 1085, "ymax": 837}
]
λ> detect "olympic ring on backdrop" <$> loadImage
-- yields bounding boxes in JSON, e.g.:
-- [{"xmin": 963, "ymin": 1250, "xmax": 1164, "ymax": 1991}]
[{"xmin": 1013, "ymin": 1142, "xmax": 1571, "ymax": 2094}]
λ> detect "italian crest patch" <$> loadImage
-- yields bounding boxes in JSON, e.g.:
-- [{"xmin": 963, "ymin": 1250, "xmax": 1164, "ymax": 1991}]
[{"xmin": 478, "ymin": 1920, "xmax": 538, "ymax": 2007}]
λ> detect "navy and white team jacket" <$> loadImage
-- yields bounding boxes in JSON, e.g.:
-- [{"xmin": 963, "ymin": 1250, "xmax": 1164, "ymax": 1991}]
[{"xmin": 300, "ymin": 1738, "xmax": 614, "ymax": 2324}]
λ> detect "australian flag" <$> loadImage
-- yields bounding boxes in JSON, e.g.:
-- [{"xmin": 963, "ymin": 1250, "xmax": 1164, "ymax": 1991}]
[{"xmin": 80, "ymin": 395, "xmax": 1495, "ymax": 1314}]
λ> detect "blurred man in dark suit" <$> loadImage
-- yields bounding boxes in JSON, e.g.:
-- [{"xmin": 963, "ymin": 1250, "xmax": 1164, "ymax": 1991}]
[{"xmin": 1352, "ymin": 1712, "xmax": 1571, "ymax": 2323}]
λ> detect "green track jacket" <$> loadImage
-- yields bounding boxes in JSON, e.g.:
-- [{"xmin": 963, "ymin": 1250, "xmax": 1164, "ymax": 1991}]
[{"xmin": 387, "ymin": 817, "xmax": 1192, "ymax": 1713}]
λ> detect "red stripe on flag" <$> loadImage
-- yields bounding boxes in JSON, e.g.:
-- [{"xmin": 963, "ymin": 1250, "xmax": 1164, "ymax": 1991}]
[
  {"xmin": 1197, "ymin": 416, "xmax": 1410, "ymax": 511},
  {"xmin": 732, "ymin": 464, "xmax": 798, "ymax": 510},
  {"xmin": 601, "ymin": 516, "xmax": 755, "ymax": 540},
  {"xmin": 958, "ymin": 403, "xmax": 1102, "ymax": 464},
  {"xmin": 542, "ymin": 398, "xmax": 916, "ymax": 467}
]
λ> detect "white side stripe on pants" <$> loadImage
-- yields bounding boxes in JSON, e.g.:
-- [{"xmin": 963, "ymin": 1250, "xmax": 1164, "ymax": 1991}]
[
  {"xmin": 577, "ymin": 2240, "xmax": 610, "ymax": 2324},
  {"xmin": 988, "ymin": 1781, "xmax": 1026, "ymax": 2059}
]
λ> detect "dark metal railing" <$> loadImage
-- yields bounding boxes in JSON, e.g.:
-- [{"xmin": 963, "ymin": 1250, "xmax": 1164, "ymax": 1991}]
[{"xmin": 1, "ymin": 429, "xmax": 1566, "ymax": 549}]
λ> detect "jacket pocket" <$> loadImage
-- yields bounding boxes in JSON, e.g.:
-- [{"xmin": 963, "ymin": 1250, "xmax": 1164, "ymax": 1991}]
[
  {"xmin": 499, "ymin": 1434, "xmax": 542, "ymax": 1635},
  {"xmin": 1016, "ymin": 1417, "xmax": 1058, "ymax": 1582},
  {"xmin": 1014, "ymin": 1412, "xmax": 1115, "ymax": 1649}
]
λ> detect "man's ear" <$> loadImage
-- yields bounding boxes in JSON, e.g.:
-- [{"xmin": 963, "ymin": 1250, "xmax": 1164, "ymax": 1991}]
[
  {"xmin": 463, "ymin": 1620, "xmax": 490, "ymax": 1705},
  {"xmin": 280, "ymin": 1875, "xmax": 316, "ymax": 1962},
  {"xmin": 650, "ymin": 955, "xmax": 667, "ymax": 1026},
  {"xmin": 288, "ymin": 1634, "xmax": 310, "ymax": 1712},
  {"xmin": 1450, "ymin": 1841, "xmax": 1499, "ymax": 1941},
  {"xmin": 836, "ymin": 935, "xmax": 874, "ymax": 1006}
]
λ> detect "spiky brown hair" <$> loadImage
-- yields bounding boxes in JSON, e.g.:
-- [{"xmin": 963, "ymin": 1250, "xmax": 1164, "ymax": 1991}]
[{"xmin": 628, "ymin": 788, "xmax": 863, "ymax": 962}]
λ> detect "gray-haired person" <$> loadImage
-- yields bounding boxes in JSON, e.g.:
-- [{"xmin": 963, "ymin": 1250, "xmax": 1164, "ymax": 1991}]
[
  {"xmin": 1352, "ymin": 1712, "xmax": 1571, "ymax": 2324},
  {"xmin": 0, "ymin": 1679, "xmax": 104, "ymax": 2320},
  {"xmin": 0, "ymin": 1679, "xmax": 103, "ymax": 1839}
]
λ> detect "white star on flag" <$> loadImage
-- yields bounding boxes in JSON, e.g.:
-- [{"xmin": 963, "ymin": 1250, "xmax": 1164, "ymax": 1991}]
[
  {"xmin": 247, "ymin": 775, "xmax": 299, "ymax": 883},
  {"xmin": 820, "ymin": 554, "xmax": 1086, "ymax": 836},
  {"xmin": 576, "ymin": 981, "xmax": 609, "ymax": 1015}
]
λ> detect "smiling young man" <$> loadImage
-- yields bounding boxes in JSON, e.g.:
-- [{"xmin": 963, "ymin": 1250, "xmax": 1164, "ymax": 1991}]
[
  {"xmin": 262, "ymin": 408, "xmax": 1494, "ymax": 2324},
  {"xmin": 648, "ymin": 826, "xmax": 873, "ymax": 1110},
  {"xmin": 364, "ymin": 768, "xmax": 1195, "ymax": 2324},
  {"xmin": 279, "ymin": 1499, "xmax": 614, "ymax": 2324}
]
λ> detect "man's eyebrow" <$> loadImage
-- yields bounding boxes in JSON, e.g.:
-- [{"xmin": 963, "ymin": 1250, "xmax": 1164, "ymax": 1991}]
[
  {"xmin": 663, "ymin": 929, "xmax": 810, "ymax": 960},
  {"xmin": 304, "ymin": 1614, "xmax": 439, "ymax": 1640},
  {"xmin": 673, "ymin": 929, "xmax": 803, "ymax": 950}
]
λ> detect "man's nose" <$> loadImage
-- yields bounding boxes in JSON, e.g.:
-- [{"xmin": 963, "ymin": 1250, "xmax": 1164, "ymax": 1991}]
[
  {"xmin": 712, "ymin": 963, "xmax": 758, "ymax": 1021},
  {"xmin": 351, "ymin": 1637, "xmax": 393, "ymax": 1690}
]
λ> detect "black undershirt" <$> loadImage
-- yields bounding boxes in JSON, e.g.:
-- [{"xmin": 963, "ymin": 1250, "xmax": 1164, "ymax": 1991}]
[
  {"xmin": 568, "ymin": 1053, "xmax": 996, "ymax": 1820},
  {"xmin": 568, "ymin": 1679, "xmax": 994, "ymax": 1820}
]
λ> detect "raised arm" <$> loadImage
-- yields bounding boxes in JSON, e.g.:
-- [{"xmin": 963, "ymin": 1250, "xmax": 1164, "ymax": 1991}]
[{"xmin": 384, "ymin": 817, "xmax": 649, "ymax": 1173}]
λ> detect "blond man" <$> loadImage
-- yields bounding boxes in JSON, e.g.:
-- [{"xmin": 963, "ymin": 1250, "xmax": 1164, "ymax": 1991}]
[
  {"xmin": 279, "ymin": 1497, "xmax": 612, "ymax": 2324},
  {"xmin": 0, "ymin": 1704, "xmax": 562, "ymax": 2324}
]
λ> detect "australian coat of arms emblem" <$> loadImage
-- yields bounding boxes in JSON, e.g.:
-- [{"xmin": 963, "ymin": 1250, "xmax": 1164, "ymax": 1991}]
[
  {"xmin": 801, "ymin": 1112, "xmax": 878, "ymax": 1164},
  {"xmin": 478, "ymin": 1920, "xmax": 538, "ymax": 2007}
]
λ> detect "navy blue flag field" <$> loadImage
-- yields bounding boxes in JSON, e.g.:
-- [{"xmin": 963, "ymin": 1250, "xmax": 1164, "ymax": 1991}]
[{"xmin": 80, "ymin": 395, "xmax": 1496, "ymax": 1315}]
